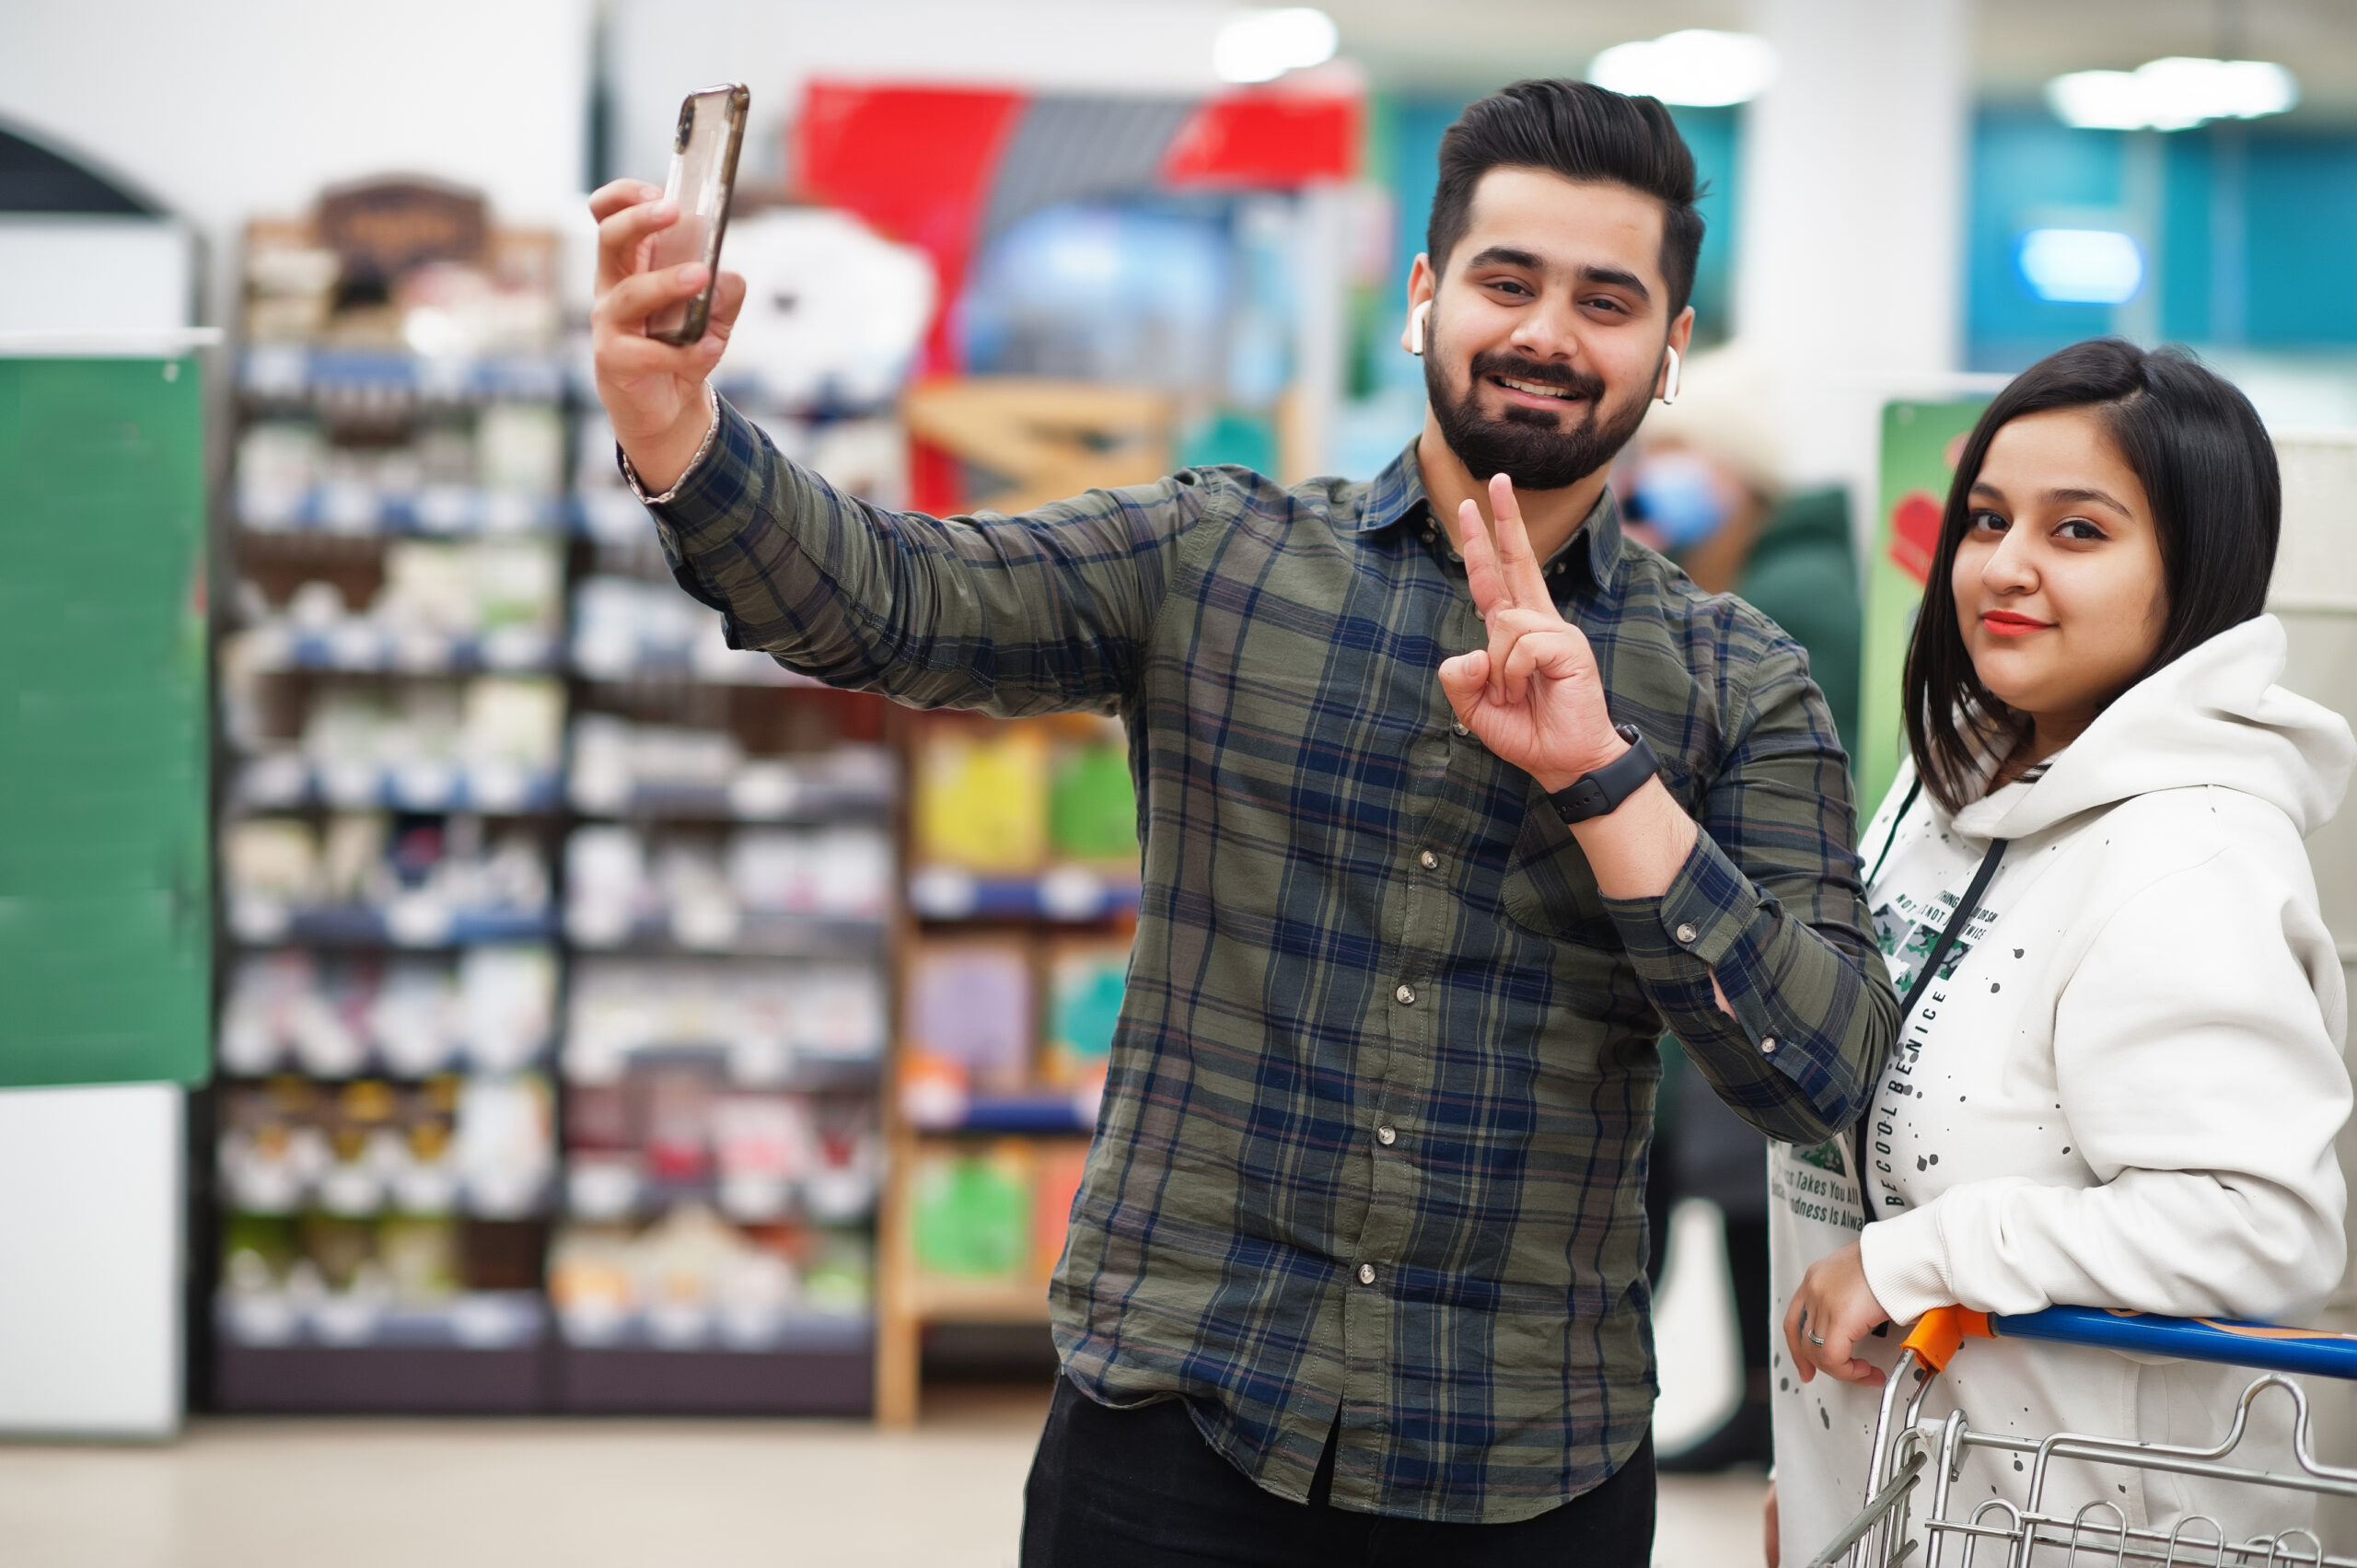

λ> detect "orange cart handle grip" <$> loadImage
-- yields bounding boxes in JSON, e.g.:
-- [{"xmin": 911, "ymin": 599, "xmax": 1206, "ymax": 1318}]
[{"xmin": 1901, "ymin": 1306, "xmax": 1993, "ymax": 1374}]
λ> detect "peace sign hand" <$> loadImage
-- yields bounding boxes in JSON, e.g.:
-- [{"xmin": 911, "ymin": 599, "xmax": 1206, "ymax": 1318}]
[{"xmin": 1437, "ymin": 473, "xmax": 1628, "ymax": 794}]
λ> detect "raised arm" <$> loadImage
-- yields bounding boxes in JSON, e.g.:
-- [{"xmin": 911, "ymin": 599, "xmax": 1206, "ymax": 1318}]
[{"xmin": 586, "ymin": 180, "xmax": 1202, "ymax": 715}]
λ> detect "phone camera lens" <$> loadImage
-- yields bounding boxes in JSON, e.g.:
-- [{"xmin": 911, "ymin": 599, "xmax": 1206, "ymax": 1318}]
[{"xmin": 675, "ymin": 109, "xmax": 693, "ymax": 153}]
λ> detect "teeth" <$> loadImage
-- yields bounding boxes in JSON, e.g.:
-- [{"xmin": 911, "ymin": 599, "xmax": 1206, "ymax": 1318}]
[{"xmin": 1499, "ymin": 377, "xmax": 1576, "ymax": 400}]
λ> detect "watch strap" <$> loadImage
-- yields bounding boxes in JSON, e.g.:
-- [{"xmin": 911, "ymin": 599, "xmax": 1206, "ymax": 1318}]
[{"xmin": 1549, "ymin": 725, "xmax": 1659, "ymax": 824}]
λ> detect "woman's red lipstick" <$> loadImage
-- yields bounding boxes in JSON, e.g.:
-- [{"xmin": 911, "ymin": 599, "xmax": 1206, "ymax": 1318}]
[{"xmin": 1980, "ymin": 610, "xmax": 2049, "ymax": 637}]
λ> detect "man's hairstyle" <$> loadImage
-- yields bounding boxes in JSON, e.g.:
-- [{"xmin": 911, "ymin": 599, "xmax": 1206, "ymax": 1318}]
[
  {"xmin": 1425, "ymin": 79, "xmax": 1705, "ymax": 317},
  {"xmin": 1904, "ymin": 338, "xmax": 2281, "ymax": 813}
]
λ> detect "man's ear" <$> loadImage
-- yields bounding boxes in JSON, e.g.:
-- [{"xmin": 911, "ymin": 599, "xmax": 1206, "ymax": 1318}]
[
  {"xmin": 1400, "ymin": 254, "xmax": 1435, "ymax": 354},
  {"xmin": 1667, "ymin": 304, "xmax": 1695, "ymax": 357}
]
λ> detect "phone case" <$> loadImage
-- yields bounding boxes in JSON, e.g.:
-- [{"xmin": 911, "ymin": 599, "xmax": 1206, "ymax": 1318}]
[{"xmin": 646, "ymin": 84, "xmax": 749, "ymax": 346}]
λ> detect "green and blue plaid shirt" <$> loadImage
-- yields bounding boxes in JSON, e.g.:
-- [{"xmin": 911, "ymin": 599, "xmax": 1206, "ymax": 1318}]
[{"xmin": 634, "ymin": 400, "xmax": 1897, "ymax": 1524}]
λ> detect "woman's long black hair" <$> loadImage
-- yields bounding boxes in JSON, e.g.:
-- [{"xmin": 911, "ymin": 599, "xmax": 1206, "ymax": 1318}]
[{"xmin": 1902, "ymin": 339, "xmax": 2280, "ymax": 813}]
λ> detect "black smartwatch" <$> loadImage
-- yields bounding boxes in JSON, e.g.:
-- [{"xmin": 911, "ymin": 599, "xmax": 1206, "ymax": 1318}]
[{"xmin": 1548, "ymin": 725, "xmax": 1658, "ymax": 824}]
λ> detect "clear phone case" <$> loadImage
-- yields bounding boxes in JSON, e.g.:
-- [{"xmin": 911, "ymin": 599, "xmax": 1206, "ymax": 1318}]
[{"xmin": 647, "ymin": 84, "xmax": 749, "ymax": 344}]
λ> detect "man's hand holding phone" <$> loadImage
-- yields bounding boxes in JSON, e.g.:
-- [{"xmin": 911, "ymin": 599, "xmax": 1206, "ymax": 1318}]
[{"xmin": 588, "ymin": 179, "xmax": 748, "ymax": 494}]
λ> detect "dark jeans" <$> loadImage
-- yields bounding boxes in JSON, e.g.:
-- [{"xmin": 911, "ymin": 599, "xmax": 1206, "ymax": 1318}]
[{"xmin": 1021, "ymin": 1375, "xmax": 1656, "ymax": 1567}]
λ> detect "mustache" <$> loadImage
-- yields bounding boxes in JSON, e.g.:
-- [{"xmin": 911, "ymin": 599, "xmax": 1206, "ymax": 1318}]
[{"xmin": 1466, "ymin": 351, "xmax": 1606, "ymax": 402}]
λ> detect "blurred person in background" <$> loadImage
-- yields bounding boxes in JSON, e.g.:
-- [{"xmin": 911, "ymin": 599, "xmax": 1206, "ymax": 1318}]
[
  {"xmin": 1619, "ymin": 345, "xmax": 1864, "ymax": 1472},
  {"xmin": 1769, "ymin": 340, "xmax": 2351, "ymax": 1565},
  {"xmin": 590, "ymin": 78, "xmax": 1897, "ymax": 1567}
]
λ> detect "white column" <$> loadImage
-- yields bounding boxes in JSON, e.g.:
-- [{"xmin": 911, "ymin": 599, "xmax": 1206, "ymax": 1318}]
[{"xmin": 1735, "ymin": 0, "xmax": 1971, "ymax": 515}]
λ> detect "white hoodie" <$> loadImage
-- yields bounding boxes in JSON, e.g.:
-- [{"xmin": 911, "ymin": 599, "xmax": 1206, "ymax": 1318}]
[{"xmin": 1771, "ymin": 615, "xmax": 2355, "ymax": 1564}]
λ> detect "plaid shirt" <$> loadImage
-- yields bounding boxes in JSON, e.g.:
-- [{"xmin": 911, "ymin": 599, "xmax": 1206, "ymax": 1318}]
[{"xmin": 633, "ymin": 401, "xmax": 1897, "ymax": 1524}]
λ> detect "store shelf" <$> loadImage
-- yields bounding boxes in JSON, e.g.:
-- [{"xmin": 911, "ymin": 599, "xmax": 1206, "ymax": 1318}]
[
  {"xmin": 911, "ymin": 1094, "xmax": 1096, "ymax": 1136},
  {"xmin": 906, "ymin": 866, "xmax": 1142, "ymax": 923},
  {"xmin": 236, "ymin": 487, "xmax": 570, "ymax": 537},
  {"xmin": 227, "ymin": 898, "xmax": 553, "ymax": 947},
  {"xmin": 567, "ymin": 778, "xmax": 894, "ymax": 824},
  {"xmin": 230, "ymin": 754, "xmax": 563, "ymax": 815},
  {"xmin": 215, "ymin": 1288, "xmax": 546, "ymax": 1352},
  {"xmin": 563, "ymin": 1164, "xmax": 877, "ymax": 1227},
  {"xmin": 239, "ymin": 344, "xmax": 569, "ymax": 403},
  {"xmin": 228, "ymin": 624, "xmax": 558, "ymax": 677},
  {"xmin": 909, "ymin": 1277, "xmax": 1051, "ymax": 1325},
  {"xmin": 561, "ymin": 1047, "xmax": 882, "ymax": 1091},
  {"xmin": 556, "ymin": 1338, "xmax": 873, "ymax": 1416},
  {"xmin": 564, "ymin": 912, "xmax": 889, "ymax": 959}
]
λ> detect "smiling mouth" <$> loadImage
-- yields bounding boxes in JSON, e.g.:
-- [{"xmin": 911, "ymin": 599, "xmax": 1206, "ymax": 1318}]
[
  {"xmin": 1492, "ymin": 375, "xmax": 1586, "ymax": 402},
  {"xmin": 1980, "ymin": 612, "xmax": 2050, "ymax": 636}
]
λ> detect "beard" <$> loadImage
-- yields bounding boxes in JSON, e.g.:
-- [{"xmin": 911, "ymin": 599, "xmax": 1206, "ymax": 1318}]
[{"xmin": 1424, "ymin": 334, "xmax": 1654, "ymax": 493}]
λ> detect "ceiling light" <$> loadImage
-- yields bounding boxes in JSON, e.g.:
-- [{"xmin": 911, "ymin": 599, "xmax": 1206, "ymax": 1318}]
[
  {"xmin": 1586, "ymin": 29, "xmax": 1777, "ymax": 108},
  {"xmin": 2017, "ymin": 228, "xmax": 2145, "ymax": 305},
  {"xmin": 2046, "ymin": 56, "xmax": 2297, "ymax": 132},
  {"xmin": 1213, "ymin": 8, "xmax": 1339, "ymax": 85}
]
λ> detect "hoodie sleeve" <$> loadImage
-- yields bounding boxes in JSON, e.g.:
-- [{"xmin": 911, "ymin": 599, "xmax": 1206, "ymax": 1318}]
[{"xmin": 1859, "ymin": 842, "xmax": 2351, "ymax": 1325}]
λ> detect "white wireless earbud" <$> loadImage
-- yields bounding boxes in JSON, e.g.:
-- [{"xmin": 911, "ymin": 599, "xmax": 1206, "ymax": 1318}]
[
  {"xmin": 1657, "ymin": 344, "xmax": 1681, "ymax": 406},
  {"xmin": 1406, "ymin": 300, "xmax": 1431, "ymax": 357}
]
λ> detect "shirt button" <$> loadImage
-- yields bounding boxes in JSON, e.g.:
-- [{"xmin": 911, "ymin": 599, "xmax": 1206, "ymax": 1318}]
[
  {"xmin": 1419, "ymin": 850, "xmax": 1438, "ymax": 871},
  {"xmin": 1452, "ymin": 721, "xmax": 1469, "ymax": 737},
  {"xmin": 1759, "ymin": 1037, "xmax": 1778, "ymax": 1055},
  {"xmin": 1675, "ymin": 923, "xmax": 1698, "ymax": 946},
  {"xmin": 1376, "ymin": 1125, "xmax": 1397, "ymax": 1146},
  {"xmin": 1358, "ymin": 1263, "xmax": 1376, "ymax": 1285},
  {"xmin": 1394, "ymin": 983, "xmax": 1416, "ymax": 1005}
]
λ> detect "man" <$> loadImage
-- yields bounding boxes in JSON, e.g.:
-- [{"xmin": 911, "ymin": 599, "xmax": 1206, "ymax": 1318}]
[{"xmin": 591, "ymin": 78, "xmax": 1896, "ymax": 1567}]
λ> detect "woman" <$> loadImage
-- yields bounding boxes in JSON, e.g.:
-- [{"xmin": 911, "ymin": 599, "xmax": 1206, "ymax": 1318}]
[{"xmin": 1766, "ymin": 339, "xmax": 2353, "ymax": 1565}]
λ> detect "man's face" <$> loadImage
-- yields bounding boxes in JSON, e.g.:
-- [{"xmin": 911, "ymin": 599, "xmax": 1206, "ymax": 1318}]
[{"xmin": 1417, "ymin": 168, "xmax": 1690, "ymax": 493}]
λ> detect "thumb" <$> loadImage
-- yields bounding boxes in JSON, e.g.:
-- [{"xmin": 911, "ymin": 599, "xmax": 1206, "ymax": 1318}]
[{"xmin": 1440, "ymin": 650, "xmax": 1489, "ymax": 692}]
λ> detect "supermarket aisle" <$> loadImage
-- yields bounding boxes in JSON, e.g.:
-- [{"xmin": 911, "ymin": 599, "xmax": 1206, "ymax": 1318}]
[{"xmin": 0, "ymin": 1392, "xmax": 1768, "ymax": 1567}]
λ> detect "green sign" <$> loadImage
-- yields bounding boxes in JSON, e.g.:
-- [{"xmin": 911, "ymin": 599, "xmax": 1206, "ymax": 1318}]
[
  {"xmin": 1860, "ymin": 400, "xmax": 1989, "ymax": 817},
  {"xmin": 0, "ymin": 356, "xmax": 211, "ymax": 1086}
]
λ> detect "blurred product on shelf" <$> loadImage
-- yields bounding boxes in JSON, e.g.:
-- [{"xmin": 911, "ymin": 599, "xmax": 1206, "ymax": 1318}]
[
  {"xmin": 226, "ymin": 538, "xmax": 563, "ymax": 674},
  {"xmin": 564, "ymin": 958, "xmax": 887, "ymax": 1083},
  {"xmin": 216, "ymin": 1073, "xmax": 554, "ymax": 1220},
  {"xmin": 1042, "ymin": 940, "xmax": 1126, "ymax": 1094},
  {"xmin": 219, "ymin": 945, "xmax": 555, "ymax": 1077},
  {"xmin": 912, "ymin": 1142, "xmax": 1035, "ymax": 1283},
  {"xmin": 243, "ymin": 179, "xmax": 559, "ymax": 357},
  {"xmin": 907, "ymin": 716, "xmax": 1142, "ymax": 920},
  {"xmin": 563, "ymin": 1071, "xmax": 880, "ymax": 1225},
  {"xmin": 548, "ymin": 1208, "xmax": 874, "ymax": 1349},
  {"xmin": 226, "ymin": 675, "xmax": 564, "ymax": 814},
  {"xmin": 235, "ymin": 402, "xmax": 567, "ymax": 536},
  {"xmin": 218, "ymin": 1210, "xmax": 545, "ymax": 1351},
  {"xmin": 223, "ymin": 812, "xmax": 552, "ymax": 945},
  {"xmin": 901, "ymin": 940, "xmax": 1034, "ymax": 1127},
  {"xmin": 710, "ymin": 208, "xmax": 935, "ymax": 412},
  {"xmin": 563, "ymin": 822, "xmax": 893, "ymax": 950},
  {"xmin": 570, "ymin": 573, "xmax": 828, "ymax": 685},
  {"xmin": 568, "ymin": 718, "xmax": 893, "ymax": 820}
]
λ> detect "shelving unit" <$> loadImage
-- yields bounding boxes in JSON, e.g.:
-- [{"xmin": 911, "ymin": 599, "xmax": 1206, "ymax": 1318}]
[{"xmin": 876, "ymin": 713, "xmax": 1138, "ymax": 1424}]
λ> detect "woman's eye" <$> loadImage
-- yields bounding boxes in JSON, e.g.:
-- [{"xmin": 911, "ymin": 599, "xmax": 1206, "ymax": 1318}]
[
  {"xmin": 1968, "ymin": 509, "xmax": 2007, "ymax": 534},
  {"xmin": 2056, "ymin": 517, "xmax": 2107, "ymax": 542}
]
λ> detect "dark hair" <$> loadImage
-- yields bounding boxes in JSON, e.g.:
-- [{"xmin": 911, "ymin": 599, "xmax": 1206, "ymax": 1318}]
[
  {"xmin": 1903, "ymin": 339, "xmax": 2280, "ymax": 812},
  {"xmin": 1425, "ymin": 79, "xmax": 1705, "ymax": 317}
]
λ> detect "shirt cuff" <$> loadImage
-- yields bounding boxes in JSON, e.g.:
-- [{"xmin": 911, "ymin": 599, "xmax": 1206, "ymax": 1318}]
[
  {"xmin": 616, "ymin": 381, "xmax": 723, "ymax": 506},
  {"xmin": 1858, "ymin": 1210, "xmax": 1954, "ymax": 1324},
  {"xmin": 1600, "ymin": 828, "xmax": 1763, "ymax": 973}
]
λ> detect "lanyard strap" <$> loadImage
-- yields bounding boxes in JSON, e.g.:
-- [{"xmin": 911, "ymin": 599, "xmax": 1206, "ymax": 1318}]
[{"xmin": 1852, "ymin": 804, "xmax": 2008, "ymax": 1202}]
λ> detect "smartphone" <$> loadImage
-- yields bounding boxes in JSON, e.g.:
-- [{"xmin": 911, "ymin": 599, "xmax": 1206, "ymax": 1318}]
[{"xmin": 645, "ymin": 83, "xmax": 749, "ymax": 345}]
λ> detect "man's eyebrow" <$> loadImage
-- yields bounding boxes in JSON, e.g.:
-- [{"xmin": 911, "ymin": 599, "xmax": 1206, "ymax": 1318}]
[{"xmin": 1461, "ymin": 248, "xmax": 1654, "ymax": 304}]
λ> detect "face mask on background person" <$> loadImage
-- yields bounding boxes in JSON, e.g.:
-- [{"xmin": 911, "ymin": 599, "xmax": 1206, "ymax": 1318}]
[{"xmin": 1628, "ymin": 450, "xmax": 1733, "ymax": 551}]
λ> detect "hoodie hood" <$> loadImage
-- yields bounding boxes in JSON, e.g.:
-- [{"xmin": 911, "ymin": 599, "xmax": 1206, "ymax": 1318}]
[{"xmin": 1953, "ymin": 614, "xmax": 2356, "ymax": 842}]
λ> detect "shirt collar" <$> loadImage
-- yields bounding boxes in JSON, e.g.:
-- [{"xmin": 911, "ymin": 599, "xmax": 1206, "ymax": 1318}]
[{"xmin": 1357, "ymin": 440, "xmax": 1625, "ymax": 594}]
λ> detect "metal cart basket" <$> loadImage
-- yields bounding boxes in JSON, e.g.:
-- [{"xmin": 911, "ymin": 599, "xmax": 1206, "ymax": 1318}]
[{"xmin": 1808, "ymin": 1305, "xmax": 2357, "ymax": 1567}]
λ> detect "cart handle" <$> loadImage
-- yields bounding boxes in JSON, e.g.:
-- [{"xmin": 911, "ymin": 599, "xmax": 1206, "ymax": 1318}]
[{"xmin": 1903, "ymin": 1305, "xmax": 2357, "ymax": 1381}]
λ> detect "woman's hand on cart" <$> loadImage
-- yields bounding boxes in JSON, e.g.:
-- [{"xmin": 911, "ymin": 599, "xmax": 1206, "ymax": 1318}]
[{"xmin": 1783, "ymin": 1240, "xmax": 1892, "ymax": 1387}]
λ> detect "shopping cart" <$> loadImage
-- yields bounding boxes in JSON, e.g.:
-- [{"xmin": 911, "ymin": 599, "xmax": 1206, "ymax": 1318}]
[{"xmin": 1807, "ymin": 1304, "xmax": 2357, "ymax": 1567}]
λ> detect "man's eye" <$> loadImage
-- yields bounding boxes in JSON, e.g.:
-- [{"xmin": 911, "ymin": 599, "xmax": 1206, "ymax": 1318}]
[{"xmin": 1583, "ymin": 296, "xmax": 1627, "ymax": 315}]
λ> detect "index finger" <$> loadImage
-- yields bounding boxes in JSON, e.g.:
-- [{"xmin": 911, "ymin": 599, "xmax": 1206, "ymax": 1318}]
[
  {"xmin": 595, "ymin": 196, "xmax": 679, "ymax": 296},
  {"xmin": 588, "ymin": 179, "xmax": 664, "ymax": 223},
  {"xmin": 1487, "ymin": 472, "xmax": 1553, "ymax": 608}
]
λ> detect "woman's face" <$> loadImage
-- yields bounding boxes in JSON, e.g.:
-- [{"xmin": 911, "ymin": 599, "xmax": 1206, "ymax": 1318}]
[{"xmin": 1952, "ymin": 407, "xmax": 2168, "ymax": 744}]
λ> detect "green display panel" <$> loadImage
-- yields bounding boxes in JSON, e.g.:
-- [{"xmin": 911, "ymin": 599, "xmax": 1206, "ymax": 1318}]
[
  {"xmin": 1861, "ymin": 399, "xmax": 1991, "ymax": 817},
  {"xmin": 0, "ymin": 356, "xmax": 210, "ymax": 1086}
]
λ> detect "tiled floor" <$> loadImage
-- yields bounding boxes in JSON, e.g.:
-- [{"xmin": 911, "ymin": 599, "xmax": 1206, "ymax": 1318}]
[{"xmin": 0, "ymin": 1388, "xmax": 1768, "ymax": 1568}]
